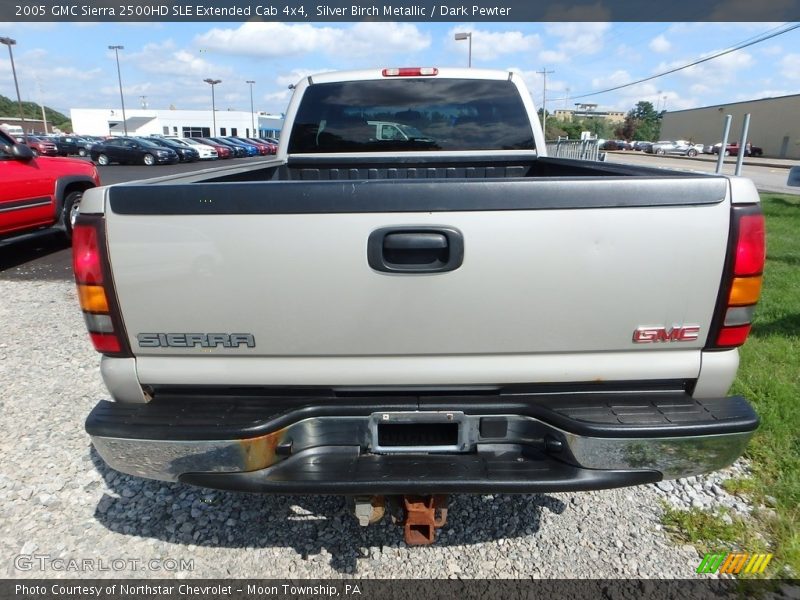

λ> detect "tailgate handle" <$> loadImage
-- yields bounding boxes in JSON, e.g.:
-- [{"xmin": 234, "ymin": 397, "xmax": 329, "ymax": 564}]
[{"xmin": 368, "ymin": 226, "xmax": 464, "ymax": 274}]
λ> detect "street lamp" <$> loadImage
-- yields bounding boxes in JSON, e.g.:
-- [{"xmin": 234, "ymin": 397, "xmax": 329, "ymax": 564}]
[
  {"xmin": 246, "ymin": 80, "xmax": 255, "ymax": 136},
  {"xmin": 108, "ymin": 45, "xmax": 128, "ymax": 135},
  {"xmin": 454, "ymin": 32, "xmax": 472, "ymax": 68},
  {"xmin": 1, "ymin": 37, "xmax": 27, "ymax": 141},
  {"xmin": 204, "ymin": 78, "xmax": 221, "ymax": 137}
]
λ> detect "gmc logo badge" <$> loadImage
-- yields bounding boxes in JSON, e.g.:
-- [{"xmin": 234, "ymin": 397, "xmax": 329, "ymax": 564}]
[{"xmin": 633, "ymin": 326, "xmax": 701, "ymax": 343}]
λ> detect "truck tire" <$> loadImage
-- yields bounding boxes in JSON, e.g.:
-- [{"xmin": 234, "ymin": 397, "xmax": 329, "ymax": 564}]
[
  {"xmin": 61, "ymin": 190, "xmax": 84, "ymax": 240},
  {"xmin": 143, "ymin": 153, "xmax": 155, "ymax": 166}
]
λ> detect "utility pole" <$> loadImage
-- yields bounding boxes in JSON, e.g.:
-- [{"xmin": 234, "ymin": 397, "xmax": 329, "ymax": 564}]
[
  {"xmin": 246, "ymin": 80, "xmax": 255, "ymax": 136},
  {"xmin": 537, "ymin": 68, "xmax": 555, "ymax": 139},
  {"xmin": 1, "ymin": 37, "xmax": 26, "ymax": 140},
  {"xmin": 108, "ymin": 45, "xmax": 127, "ymax": 135}
]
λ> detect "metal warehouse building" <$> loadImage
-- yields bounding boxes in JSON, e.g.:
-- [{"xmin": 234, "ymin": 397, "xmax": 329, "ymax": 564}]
[
  {"xmin": 661, "ymin": 94, "xmax": 800, "ymax": 159},
  {"xmin": 69, "ymin": 108, "xmax": 284, "ymax": 139}
]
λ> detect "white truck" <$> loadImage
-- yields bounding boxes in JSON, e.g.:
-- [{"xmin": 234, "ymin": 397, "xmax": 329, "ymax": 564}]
[{"xmin": 74, "ymin": 68, "xmax": 765, "ymax": 544}]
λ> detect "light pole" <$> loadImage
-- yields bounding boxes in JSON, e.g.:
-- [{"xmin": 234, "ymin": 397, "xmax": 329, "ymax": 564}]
[
  {"xmin": 108, "ymin": 45, "xmax": 128, "ymax": 135},
  {"xmin": 537, "ymin": 67, "xmax": 555, "ymax": 138},
  {"xmin": 454, "ymin": 32, "xmax": 472, "ymax": 68},
  {"xmin": 204, "ymin": 78, "xmax": 221, "ymax": 137},
  {"xmin": 246, "ymin": 80, "xmax": 255, "ymax": 136},
  {"xmin": 1, "ymin": 37, "xmax": 27, "ymax": 140}
]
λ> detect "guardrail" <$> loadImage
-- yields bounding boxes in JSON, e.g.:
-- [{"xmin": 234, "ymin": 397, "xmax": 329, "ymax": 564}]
[{"xmin": 546, "ymin": 139, "xmax": 601, "ymax": 161}]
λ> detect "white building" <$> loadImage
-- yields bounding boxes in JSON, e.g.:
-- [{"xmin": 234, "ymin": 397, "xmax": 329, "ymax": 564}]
[{"xmin": 69, "ymin": 108, "xmax": 283, "ymax": 139}]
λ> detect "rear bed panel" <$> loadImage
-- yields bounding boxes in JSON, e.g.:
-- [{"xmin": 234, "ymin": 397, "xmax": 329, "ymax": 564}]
[{"xmin": 103, "ymin": 176, "xmax": 730, "ymax": 386}]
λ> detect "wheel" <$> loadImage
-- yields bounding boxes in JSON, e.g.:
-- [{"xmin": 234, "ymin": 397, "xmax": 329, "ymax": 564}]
[
  {"xmin": 724, "ymin": 150, "xmax": 730, "ymax": 157},
  {"xmin": 61, "ymin": 190, "xmax": 84, "ymax": 240},
  {"xmin": 687, "ymin": 149, "xmax": 698, "ymax": 157},
  {"xmin": 657, "ymin": 149, "xmax": 666, "ymax": 155},
  {"xmin": 143, "ymin": 153, "xmax": 156, "ymax": 166},
  {"xmin": 97, "ymin": 153, "xmax": 109, "ymax": 166},
  {"xmin": 78, "ymin": 148, "xmax": 87, "ymax": 157}
]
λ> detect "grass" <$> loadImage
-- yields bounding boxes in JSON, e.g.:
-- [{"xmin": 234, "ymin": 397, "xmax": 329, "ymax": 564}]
[{"xmin": 663, "ymin": 193, "xmax": 800, "ymax": 578}]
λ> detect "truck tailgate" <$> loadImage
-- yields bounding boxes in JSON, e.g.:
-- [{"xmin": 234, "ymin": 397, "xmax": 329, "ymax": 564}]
[{"xmin": 103, "ymin": 177, "xmax": 730, "ymax": 385}]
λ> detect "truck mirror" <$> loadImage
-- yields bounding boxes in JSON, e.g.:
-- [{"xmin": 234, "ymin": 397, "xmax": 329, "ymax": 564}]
[
  {"xmin": 11, "ymin": 143, "xmax": 34, "ymax": 160},
  {"xmin": 788, "ymin": 166, "xmax": 800, "ymax": 187}
]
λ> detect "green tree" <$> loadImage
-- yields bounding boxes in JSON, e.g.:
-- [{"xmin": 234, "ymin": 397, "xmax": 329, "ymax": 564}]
[{"xmin": 617, "ymin": 100, "xmax": 662, "ymax": 141}]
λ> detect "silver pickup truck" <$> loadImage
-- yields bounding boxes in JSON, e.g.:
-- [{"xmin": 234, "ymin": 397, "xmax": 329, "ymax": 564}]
[{"xmin": 75, "ymin": 67, "xmax": 765, "ymax": 543}]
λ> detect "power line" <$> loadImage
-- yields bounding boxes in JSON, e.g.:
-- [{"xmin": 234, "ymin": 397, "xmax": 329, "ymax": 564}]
[{"xmin": 552, "ymin": 22, "xmax": 800, "ymax": 102}]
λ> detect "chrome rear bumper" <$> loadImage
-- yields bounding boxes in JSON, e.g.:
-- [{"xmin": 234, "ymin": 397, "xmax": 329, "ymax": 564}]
[{"xmin": 87, "ymin": 390, "xmax": 758, "ymax": 494}]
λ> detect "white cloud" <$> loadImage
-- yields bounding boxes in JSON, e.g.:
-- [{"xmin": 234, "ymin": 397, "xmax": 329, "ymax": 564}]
[
  {"xmin": 195, "ymin": 23, "xmax": 430, "ymax": 60},
  {"xmin": 538, "ymin": 50, "xmax": 568, "ymax": 64},
  {"xmin": 657, "ymin": 50, "xmax": 755, "ymax": 84},
  {"xmin": 649, "ymin": 35, "xmax": 671, "ymax": 54},
  {"xmin": 781, "ymin": 54, "xmax": 800, "ymax": 80},
  {"xmin": 445, "ymin": 26, "xmax": 541, "ymax": 62},
  {"xmin": 545, "ymin": 22, "xmax": 611, "ymax": 57},
  {"xmin": 592, "ymin": 70, "xmax": 630, "ymax": 88}
]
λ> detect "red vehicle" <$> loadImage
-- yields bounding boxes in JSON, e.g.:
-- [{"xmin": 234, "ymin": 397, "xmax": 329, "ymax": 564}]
[
  {"xmin": 15, "ymin": 134, "xmax": 59, "ymax": 157},
  {"xmin": 194, "ymin": 138, "xmax": 232, "ymax": 159},
  {"xmin": 713, "ymin": 142, "xmax": 763, "ymax": 157},
  {"xmin": 1, "ymin": 128, "xmax": 100, "ymax": 240}
]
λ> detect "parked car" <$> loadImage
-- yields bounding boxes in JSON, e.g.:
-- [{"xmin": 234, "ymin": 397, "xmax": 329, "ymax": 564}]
[
  {"xmin": 220, "ymin": 137, "xmax": 260, "ymax": 156},
  {"xmin": 601, "ymin": 140, "xmax": 627, "ymax": 151},
  {"xmin": 165, "ymin": 137, "xmax": 219, "ymax": 160},
  {"xmin": 1, "ymin": 127, "xmax": 99, "ymax": 240},
  {"xmin": 144, "ymin": 137, "xmax": 200, "ymax": 162},
  {"xmin": 90, "ymin": 137, "xmax": 179, "ymax": 166},
  {"xmin": 51, "ymin": 135, "xmax": 96, "ymax": 157},
  {"xmin": 633, "ymin": 141, "xmax": 653, "ymax": 153},
  {"xmin": 712, "ymin": 142, "xmax": 763, "ymax": 157},
  {"xmin": 15, "ymin": 135, "xmax": 59, "ymax": 157},
  {"xmin": 652, "ymin": 140, "xmax": 699, "ymax": 157},
  {"xmin": 252, "ymin": 138, "xmax": 278, "ymax": 154},
  {"xmin": 197, "ymin": 138, "xmax": 247, "ymax": 158},
  {"xmin": 192, "ymin": 138, "xmax": 234, "ymax": 159},
  {"xmin": 239, "ymin": 137, "xmax": 272, "ymax": 155}
]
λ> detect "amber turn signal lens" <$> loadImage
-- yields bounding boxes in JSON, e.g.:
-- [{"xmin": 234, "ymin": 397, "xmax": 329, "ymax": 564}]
[
  {"xmin": 77, "ymin": 284, "xmax": 110, "ymax": 313},
  {"xmin": 728, "ymin": 276, "xmax": 763, "ymax": 306}
]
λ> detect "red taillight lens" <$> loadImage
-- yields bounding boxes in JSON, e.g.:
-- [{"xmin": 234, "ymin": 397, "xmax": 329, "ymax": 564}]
[
  {"xmin": 72, "ymin": 224, "xmax": 103, "ymax": 285},
  {"xmin": 734, "ymin": 214, "xmax": 765, "ymax": 276},
  {"xmin": 382, "ymin": 67, "xmax": 439, "ymax": 77},
  {"xmin": 72, "ymin": 216, "xmax": 131, "ymax": 357},
  {"xmin": 709, "ymin": 204, "xmax": 765, "ymax": 349}
]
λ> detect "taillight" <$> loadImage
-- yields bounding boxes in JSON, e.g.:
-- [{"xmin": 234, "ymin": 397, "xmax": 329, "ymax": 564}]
[
  {"xmin": 382, "ymin": 67, "xmax": 439, "ymax": 77},
  {"xmin": 72, "ymin": 215, "xmax": 132, "ymax": 357},
  {"xmin": 708, "ymin": 205, "xmax": 766, "ymax": 349}
]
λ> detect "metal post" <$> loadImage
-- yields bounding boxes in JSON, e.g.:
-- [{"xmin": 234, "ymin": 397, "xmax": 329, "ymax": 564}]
[
  {"xmin": 0, "ymin": 37, "xmax": 27, "ymax": 141},
  {"xmin": 204, "ymin": 79, "xmax": 221, "ymax": 137},
  {"xmin": 716, "ymin": 115, "xmax": 732, "ymax": 174},
  {"xmin": 735, "ymin": 113, "xmax": 751, "ymax": 177},
  {"xmin": 108, "ymin": 46, "xmax": 127, "ymax": 135},
  {"xmin": 454, "ymin": 32, "xmax": 472, "ymax": 68},
  {"xmin": 537, "ymin": 68, "xmax": 554, "ymax": 139},
  {"xmin": 246, "ymin": 80, "xmax": 255, "ymax": 136}
]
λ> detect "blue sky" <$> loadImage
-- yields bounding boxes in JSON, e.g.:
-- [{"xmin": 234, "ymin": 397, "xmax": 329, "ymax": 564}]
[{"xmin": 1, "ymin": 21, "xmax": 798, "ymax": 120}]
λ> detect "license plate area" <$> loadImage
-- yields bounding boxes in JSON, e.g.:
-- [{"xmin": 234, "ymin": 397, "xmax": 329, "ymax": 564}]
[{"xmin": 369, "ymin": 412, "xmax": 469, "ymax": 454}]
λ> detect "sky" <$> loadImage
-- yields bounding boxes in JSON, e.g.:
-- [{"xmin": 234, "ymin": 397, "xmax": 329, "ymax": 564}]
[{"xmin": 0, "ymin": 21, "xmax": 799, "ymax": 121}]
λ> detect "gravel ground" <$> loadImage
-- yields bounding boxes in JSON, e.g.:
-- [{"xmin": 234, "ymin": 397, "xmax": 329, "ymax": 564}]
[{"xmin": 0, "ymin": 279, "xmax": 760, "ymax": 579}]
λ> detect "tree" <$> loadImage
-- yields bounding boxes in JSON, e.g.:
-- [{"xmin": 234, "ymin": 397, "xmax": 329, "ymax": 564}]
[{"xmin": 618, "ymin": 101, "xmax": 662, "ymax": 141}]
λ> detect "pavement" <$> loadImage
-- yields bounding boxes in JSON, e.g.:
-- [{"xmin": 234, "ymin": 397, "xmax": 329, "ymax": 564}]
[{"xmin": 607, "ymin": 150, "xmax": 798, "ymax": 171}]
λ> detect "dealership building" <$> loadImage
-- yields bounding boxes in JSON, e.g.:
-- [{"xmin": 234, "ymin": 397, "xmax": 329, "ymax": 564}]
[
  {"xmin": 661, "ymin": 93, "xmax": 800, "ymax": 159},
  {"xmin": 69, "ymin": 108, "xmax": 284, "ymax": 139}
]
